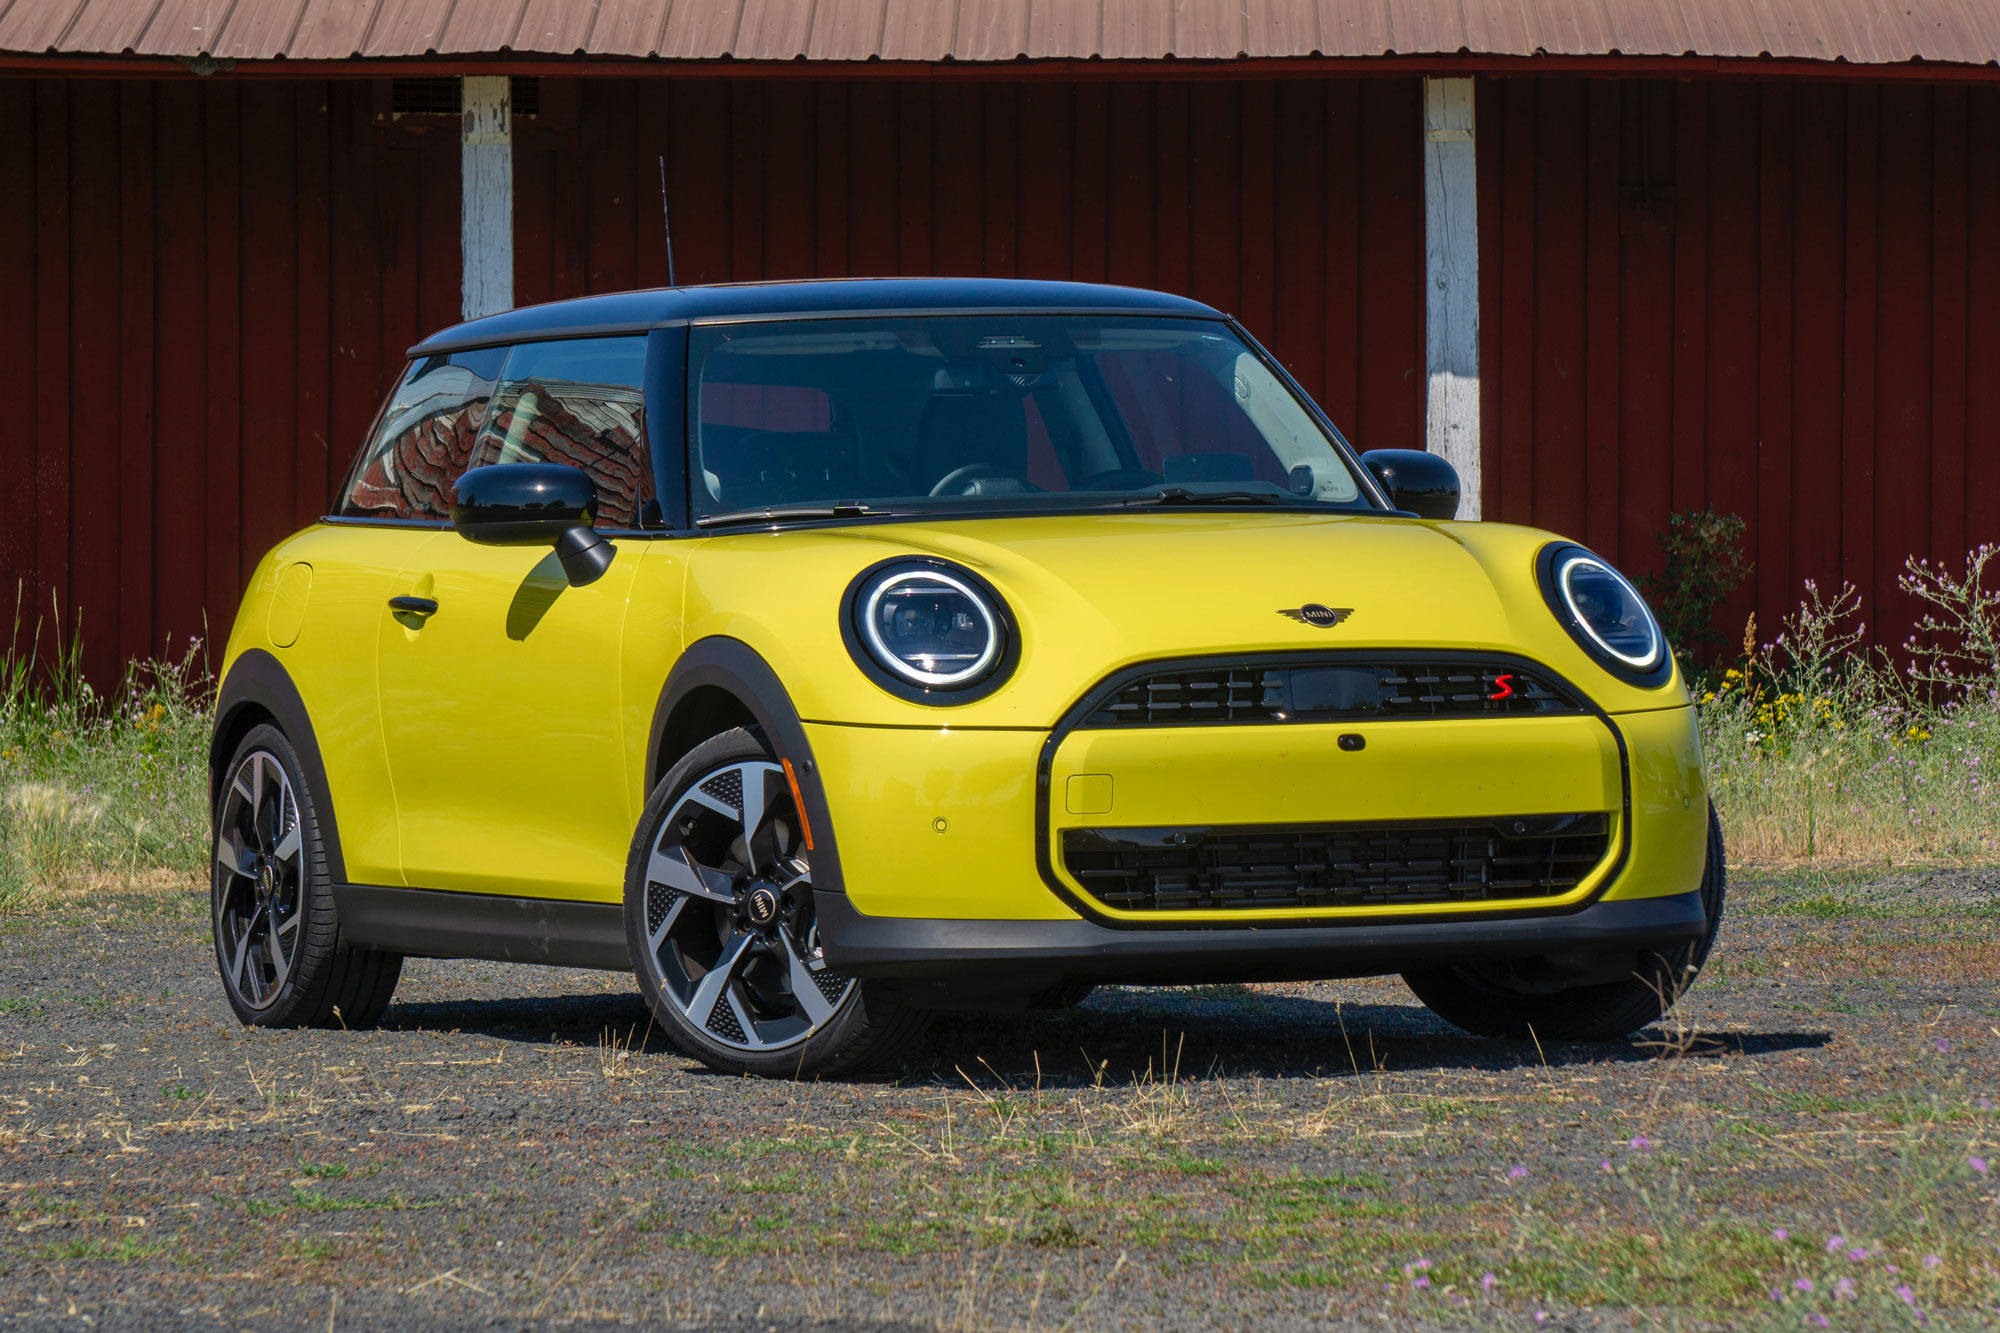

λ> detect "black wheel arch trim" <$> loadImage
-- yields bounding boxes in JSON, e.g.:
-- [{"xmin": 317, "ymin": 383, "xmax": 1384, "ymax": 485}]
[
  {"xmin": 210, "ymin": 648, "xmax": 347, "ymax": 885},
  {"xmin": 1030, "ymin": 648, "xmax": 1637, "ymax": 931},
  {"xmin": 644, "ymin": 636, "xmax": 848, "ymax": 896}
]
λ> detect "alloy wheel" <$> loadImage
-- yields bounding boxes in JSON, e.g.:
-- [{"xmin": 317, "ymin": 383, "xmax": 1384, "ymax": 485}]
[
  {"xmin": 213, "ymin": 750, "xmax": 306, "ymax": 1011},
  {"xmin": 637, "ymin": 759, "xmax": 854, "ymax": 1052}
]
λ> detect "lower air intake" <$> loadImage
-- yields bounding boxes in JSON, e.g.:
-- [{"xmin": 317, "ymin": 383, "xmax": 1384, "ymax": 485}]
[{"xmin": 1061, "ymin": 814, "xmax": 1610, "ymax": 913}]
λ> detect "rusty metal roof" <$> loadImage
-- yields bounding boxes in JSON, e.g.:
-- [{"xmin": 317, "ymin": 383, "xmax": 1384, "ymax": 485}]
[{"xmin": 4, "ymin": 0, "xmax": 1998, "ymax": 67}]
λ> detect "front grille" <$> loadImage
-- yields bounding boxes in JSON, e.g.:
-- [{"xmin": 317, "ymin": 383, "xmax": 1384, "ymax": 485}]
[
  {"xmin": 1083, "ymin": 658, "xmax": 1577, "ymax": 727},
  {"xmin": 1061, "ymin": 814, "xmax": 1610, "ymax": 913}
]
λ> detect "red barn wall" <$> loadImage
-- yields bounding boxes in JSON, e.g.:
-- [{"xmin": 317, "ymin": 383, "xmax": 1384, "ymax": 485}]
[
  {"xmin": 1478, "ymin": 77, "xmax": 2000, "ymax": 658},
  {"xmin": 0, "ymin": 78, "xmax": 461, "ymax": 687},
  {"xmin": 0, "ymin": 73, "xmax": 1424, "ymax": 682}
]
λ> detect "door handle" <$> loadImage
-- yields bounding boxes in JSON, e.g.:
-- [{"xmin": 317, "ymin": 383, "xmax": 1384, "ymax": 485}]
[{"xmin": 388, "ymin": 595, "xmax": 439, "ymax": 617}]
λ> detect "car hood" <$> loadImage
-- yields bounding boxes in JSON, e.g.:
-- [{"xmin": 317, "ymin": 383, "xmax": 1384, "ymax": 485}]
[{"xmin": 680, "ymin": 511, "xmax": 1683, "ymax": 727}]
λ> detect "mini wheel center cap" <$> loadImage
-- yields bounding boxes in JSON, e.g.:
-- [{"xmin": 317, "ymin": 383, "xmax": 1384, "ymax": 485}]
[{"xmin": 746, "ymin": 886, "xmax": 779, "ymax": 925}]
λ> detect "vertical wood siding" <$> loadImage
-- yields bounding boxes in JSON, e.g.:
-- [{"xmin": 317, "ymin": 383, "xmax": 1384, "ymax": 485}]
[
  {"xmin": 1, "ymin": 73, "xmax": 1424, "ymax": 679},
  {"xmin": 511, "ymin": 77, "xmax": 1427, "ymax": 453},
  {"xmin": 0, "ymin": 78, "xmax": 461, "ymax": 685},
  {"xmin": 1478, "ymin": 77, "xmax": 2000, "ymax": 656}
]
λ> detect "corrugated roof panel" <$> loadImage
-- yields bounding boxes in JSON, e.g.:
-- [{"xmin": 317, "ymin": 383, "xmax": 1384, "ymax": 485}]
[
  {"xmin": 512, "ymin": 0, "xmax": 599, "ymax": 54},
  {"xmin": 655, "ymin": 0, "xmax": 742, "ymax": 58},
  {"xmin": 285, "ymin": 0, "xmax": 381, "ymax": 59},
  {"xmin": 805, "ymin": 0, "xmax": 890, "ymax": 60},
  {"xmin": 133, "ymin": 0, "xmax": 245, "ymax": 55},
  {"xmin": 1242, "ymin": 0, "xmax": 1321, "ymax": 60},
  {"xmin": 1174, "ymin": 0, "xmax": 1243, "ymax": 60},
  {"xmin": 434, "ymin": 0, "xmax": 532, "ymax": 54},
  {"xmin": 212, "ymin": 0, "xmax": 314, "ymax": 56},
  {"xmin": 581, "ymin": 0, "xmax": 671, "ymax": 55},
  {"xmin": 1100, "ymin": 0, "xmax": 1170, "ymax": 58},
  {"xmin": 734, "ymin": 0, "xmax": 813, "ymax": 57},
  {"xmin": 4, "ymin": 0, "xmax": 1997, "ymax": 66},
  {"xmin": 1023, "ymin": 0, "xmax": 1097, "ymax": 57},
  {"xmin": 360, "ymin": 0, "xmax": 453, "ymax": 54},
  {"xmin": 953, "ymin": 0, "xmax": 1030, "ymax": 61},
  {"xmin": 45, "ymin": 0, "xmax": 150, "ymax": 53},
  {"xmin": 875, "ymin": 0, "xmax": 955, "ymax": 59}
]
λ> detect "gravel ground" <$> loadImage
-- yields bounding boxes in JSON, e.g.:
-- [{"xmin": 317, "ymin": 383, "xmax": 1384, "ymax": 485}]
[{"xmin": 3, "ymin": 869, "xmax": 1998, "ymax": 1331}]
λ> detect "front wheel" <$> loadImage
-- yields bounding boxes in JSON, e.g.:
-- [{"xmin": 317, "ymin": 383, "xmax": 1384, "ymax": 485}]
[
  {"xmin": 624, "ymin": 729, "xmax": 928, "ymax": 1078},
  {"xmin": 1402, "ymin": 803, "xmax": 1728, "ymax": 1042}
]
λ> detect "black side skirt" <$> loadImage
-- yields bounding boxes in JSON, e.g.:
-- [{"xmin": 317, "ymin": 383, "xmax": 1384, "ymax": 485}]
[{"xmin": 333, "ymin": 884, "xmax": 631, "ymax": 972}]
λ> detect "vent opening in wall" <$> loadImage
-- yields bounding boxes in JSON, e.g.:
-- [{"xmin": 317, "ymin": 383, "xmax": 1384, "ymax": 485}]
[
  {"xmin": 509, "ymin": 76, "xmax": 540, "ymax": 117},
  {"xmin": 390, "ymin": 77, "xmax": 460, "ymax": 116}
]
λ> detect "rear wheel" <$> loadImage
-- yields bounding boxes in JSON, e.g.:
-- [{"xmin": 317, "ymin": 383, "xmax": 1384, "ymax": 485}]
[
  {"xmin": 211, "ymin": 724, "xmax": 402, "ymax": 1029},
  {"xmin": 625, "ymin": 729, "xmax": 928, "ymax": 1078},
  {"xmin": 1402, "ymin": 804, "xmax": 1727, "ymax": 1042}
]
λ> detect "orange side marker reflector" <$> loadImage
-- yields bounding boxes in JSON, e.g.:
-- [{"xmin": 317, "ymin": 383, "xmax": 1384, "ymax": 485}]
[{"xmin": 781, "ymin": 757, "xmax": 816, "ymax": 852}]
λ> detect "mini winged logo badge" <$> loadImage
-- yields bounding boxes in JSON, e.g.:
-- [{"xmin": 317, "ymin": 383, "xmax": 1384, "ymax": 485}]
[{"xmin": 1277, "ymin": 604, "xmax": 1354, "ymax": 629}]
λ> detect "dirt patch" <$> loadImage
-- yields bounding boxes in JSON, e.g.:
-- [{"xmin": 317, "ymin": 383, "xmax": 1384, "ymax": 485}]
[{"xmin": 1, "ymin": 873, "xmax": 1996, "ymax": 1329}]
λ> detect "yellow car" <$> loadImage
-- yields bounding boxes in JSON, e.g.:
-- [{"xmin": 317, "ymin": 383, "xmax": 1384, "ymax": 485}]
[{"xmin": 209, "ymin": 278, "xmax": 1723, "ymax": 1078}]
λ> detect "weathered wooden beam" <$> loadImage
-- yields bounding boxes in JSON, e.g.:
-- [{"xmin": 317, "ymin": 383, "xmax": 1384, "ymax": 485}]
[
  {"xmin": 462, "ymin": 74, "xmax": 512, "ymax": 321},
  {"xmin": 1424, "ymin": 76, "xmax": 1480, "ymax": 517}
]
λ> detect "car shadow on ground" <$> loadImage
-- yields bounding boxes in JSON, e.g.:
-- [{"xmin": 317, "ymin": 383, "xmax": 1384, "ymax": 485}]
[{"xmin": 377, "ymin": 983, "xmax": 1831, "ymax": 1087}]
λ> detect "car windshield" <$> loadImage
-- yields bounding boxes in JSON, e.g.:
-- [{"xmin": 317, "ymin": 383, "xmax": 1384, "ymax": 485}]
[{"xmin": 687, "ymin": 315, "xmax": 1377, "ymax": 524}]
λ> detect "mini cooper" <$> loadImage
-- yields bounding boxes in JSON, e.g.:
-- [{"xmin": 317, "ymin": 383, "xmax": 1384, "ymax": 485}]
[{"xmin": 210, "ymin": 278, "xmax": 1724, "ymax": 1077}]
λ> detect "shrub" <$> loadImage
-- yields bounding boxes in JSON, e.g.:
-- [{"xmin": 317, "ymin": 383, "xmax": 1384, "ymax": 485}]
[{"xmin": 1639, "ymin": 510, "xmax": 1754, "ymax": 670}]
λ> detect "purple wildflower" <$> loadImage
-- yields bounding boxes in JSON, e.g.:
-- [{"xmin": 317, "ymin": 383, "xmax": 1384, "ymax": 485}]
[
  {"xmin": 1508, "ymin": 1166, "xmax": 1530, "ymax": 1180},
  {"xmin": 1630, "ymin": 1134, "xmax": 1653, "ymax": 1150},
  {"xmin": 1794, "ymin": 1278, "xmax": 1816, "ymax": 1293},
  {"xmin": 1972, "ymin": 1156, "xmax": 1990, "ymax": 1174},
  {"xmin": 1896, "ymin": 1284, "xmax": 1917, "ymax": 1305},
  {"xmin": 1480, "ymin": 1272, "xmax": 1498, "ymax": 1293},
  {"xmin": 1412, "ymin": 1276, "xmax": 1430, "ymax": 1290},
  {"xmin": 1826, "ymin": 1234, "xmax": 1846, "ymax": 1253},
  {"xmin": 1808, "ymin": 1316, "xmax": 1830, "ymax": 1330},
  {"xmin": 1925, "ymin": 1254, "xmax": 1942, "ymax": 1269},
  {"xmin": 1846, "ymin": 1247, "xmax": 1869, "ymax": 1261},
  {"xmin": 1937, "ymin": 1038, "xmax": 1952, "ymax": 1053},
  {"xmin": 1600, "ymin": 1159, "xmax": 1613, "ymax": 1172},
  {"xmin": 1772, "ymin": 1228, "xmax": 1790, "ymax": 1241},
  {"xmin": 1835, "ymin": 1277, "xmax": 1856, "ymax": 1300}
]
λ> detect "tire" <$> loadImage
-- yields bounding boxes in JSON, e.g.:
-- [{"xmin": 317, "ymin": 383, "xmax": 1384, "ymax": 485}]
[
  {"xmin": 624, "ymin": 728, "xmax": 929, "ymax": 1079},
  {"xmin": 1402, "ymin": 803, "xmax": 1727, "ymax": 1042},
  {"xmin": 211, "ymin": 723, "xmax": 403, "ymax": 1029}
]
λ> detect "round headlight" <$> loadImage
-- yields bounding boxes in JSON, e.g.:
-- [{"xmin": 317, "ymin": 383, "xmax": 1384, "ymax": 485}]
[
  {"xmin": 1541, "ymin": 545, "xmax": 1669, "ymax": 683},
  {"xmin": 848, "ymin": 562, "xmax": 1011, "ymax": 696}
]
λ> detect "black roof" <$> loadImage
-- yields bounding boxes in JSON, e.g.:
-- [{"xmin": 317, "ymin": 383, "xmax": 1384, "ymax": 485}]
[{"xmin": 408, "ymin": 278, "xmax": 1225, "ymax": 356}]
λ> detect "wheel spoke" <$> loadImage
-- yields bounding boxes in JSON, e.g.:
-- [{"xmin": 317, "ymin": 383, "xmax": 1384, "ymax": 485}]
[
  {"xmin": 683, "ymin": 931, "xmax": 754, "ymax": 1029},
  {"xmin": 215, "ymin": 829, "xmax": 258, "ymax": 878},
  {"xmin": 264, "ymin": 913, "xmax": 291, "ymax": 987},
  {"xmin": 782, "ymin": 934, "xmax": 835, "ymax": 1026},
  {"xmin": 249, "ymin": 754, "xmax": 267, "ymax": 830},
  {"xmin": 646, "ymin": 893, "xmax": 689, "ymax": 952},
  {"xmin": 272, "ymin": 821, "xmax": 301, "ymax": 865},
  {"xmin": 229, "ymin": 910, "xmax": 259, "ymax": 993},
  {"xmin": 646, "ymin": 845, "xmax": 735, "ymax": 903}
]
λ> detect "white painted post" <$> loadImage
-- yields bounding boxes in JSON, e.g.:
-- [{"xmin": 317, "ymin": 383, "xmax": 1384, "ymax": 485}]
[
  {"xmin": 461, "ymin": 75, "xmax": 513, "ymax": 321},
  {"xmin": 1424, "ymin": 77, "xmax": 1480, "ymax": 519}
]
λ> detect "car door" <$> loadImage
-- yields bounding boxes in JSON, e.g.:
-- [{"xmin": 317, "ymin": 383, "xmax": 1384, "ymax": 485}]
[
  {"xmin": 375, "ymin": 335, "xmax": 659, "ymax": 903},
  {"xmin": 315, "ymin": 346, "xmax": 509, "ymax": 886}
]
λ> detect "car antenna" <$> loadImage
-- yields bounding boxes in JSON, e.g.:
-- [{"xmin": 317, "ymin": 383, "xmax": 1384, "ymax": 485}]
[{"xmin": 658, "ymin": 155, "xmax": 678, "ymax": 288}]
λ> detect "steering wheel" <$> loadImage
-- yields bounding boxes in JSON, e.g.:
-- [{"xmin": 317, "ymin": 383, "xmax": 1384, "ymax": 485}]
[{"xmin": 929, "ymin": 462, "xmax": 1004, "ymax": 497}]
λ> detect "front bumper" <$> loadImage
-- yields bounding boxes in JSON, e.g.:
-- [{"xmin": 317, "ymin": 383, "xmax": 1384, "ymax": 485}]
[{"xmin": 816, "ymin": 886, "xmax": 1708, "ymax": 992}]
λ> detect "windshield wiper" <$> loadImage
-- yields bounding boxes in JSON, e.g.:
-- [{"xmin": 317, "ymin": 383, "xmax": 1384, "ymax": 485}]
[
  {"xmin": 1119, "ymin": 487, "xmax": 1291, "ymax": 508},
  {"xmin": 696, "ymin": 502, "xmax": 887, "ymax": 529}
]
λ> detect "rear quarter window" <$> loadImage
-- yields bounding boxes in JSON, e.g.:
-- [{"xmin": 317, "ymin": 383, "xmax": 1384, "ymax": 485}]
[{"xmin": 339, "ymin": 348, "xmax": 507, "ymax": 521}]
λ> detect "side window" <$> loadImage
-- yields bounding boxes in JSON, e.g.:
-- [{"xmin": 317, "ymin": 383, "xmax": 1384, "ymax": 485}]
[
  {"xmin": 470, "ymin": 336, "xmax": 656, "ymax": 528},
  {"xmin": 339, "ymin": 348, "xmax": 507, "ymax": 520}
]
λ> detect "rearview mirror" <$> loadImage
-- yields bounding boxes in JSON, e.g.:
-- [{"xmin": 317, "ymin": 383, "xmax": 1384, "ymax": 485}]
[
  {"xmin": 452, "ymin": 463, "xmax": 616, "ymax": 587},
  {"xmin": 1360, "ymin": 449, "xmax": 1461, "ymax": 521}
]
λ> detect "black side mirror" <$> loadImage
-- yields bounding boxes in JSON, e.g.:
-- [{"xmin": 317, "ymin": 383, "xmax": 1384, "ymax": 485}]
[
  {"xmin": 452, "ymin": 463, "xmax": 616, "ymax": 587},
  {"xmin": 1360, "ymin": 449, "xmax": 1461, "ymax": 521}
]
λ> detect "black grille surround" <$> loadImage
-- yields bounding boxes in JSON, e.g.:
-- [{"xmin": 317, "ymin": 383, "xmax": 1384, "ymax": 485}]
[
  {"xmin": 1061, "ymin": 815, "xmax": 1612, "ymax": 914},
  {"xmin": 1083, "ymin": 655, "xmax": 1579, "ymax": 727}
]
